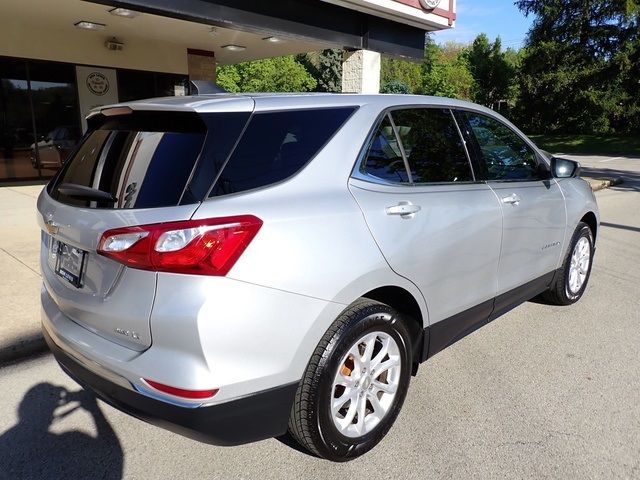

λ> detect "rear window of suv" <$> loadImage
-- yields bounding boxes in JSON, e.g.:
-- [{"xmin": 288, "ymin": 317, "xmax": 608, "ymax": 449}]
[{"xmin": 50, "ymin": 111, "xmax": 208, "ymax": 209}]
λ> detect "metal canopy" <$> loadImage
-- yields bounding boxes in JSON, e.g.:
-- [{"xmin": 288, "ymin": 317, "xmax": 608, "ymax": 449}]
[{"xmin": 86, "ymin": 0, "xmax": 427, "ymax": 59}]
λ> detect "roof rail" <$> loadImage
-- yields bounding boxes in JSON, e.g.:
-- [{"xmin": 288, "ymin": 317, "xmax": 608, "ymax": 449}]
[{"xmin": 189, "ymin": 80, "xmax": 227, "ymax": 95}]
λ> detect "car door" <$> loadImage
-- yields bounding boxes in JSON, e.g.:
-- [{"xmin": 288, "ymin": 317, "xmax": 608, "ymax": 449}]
[
  {"xmin": 457, "ymin": 110, "xmax": 566, "ymax": 306},
  {"xmin": 349, "ymin": 108, "xmax": 503, "ymax": 334}
]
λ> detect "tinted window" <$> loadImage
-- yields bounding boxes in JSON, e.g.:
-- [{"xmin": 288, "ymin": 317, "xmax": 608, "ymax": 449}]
[
  {"xmin": 360, "ymin": 114, "xmax": 410, "ymax": 183},
  {"xmin": 210, "ymin": 107, "xmax": 355, "ymax": 197},
  {"xmin": 391, "ymin": 109, "xmax": 472, "ymax": 183},
  {"xmin": 51, "ymin": 112, "xmax": 206, "ymax": 209},
  {"xmin": 462, "ymin": 112, "xmax": 540, "ymax": 181}
]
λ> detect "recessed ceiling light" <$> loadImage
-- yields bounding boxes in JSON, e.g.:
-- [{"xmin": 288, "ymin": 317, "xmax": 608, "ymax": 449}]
[
  {"xmin": 74, "ymin": 21, "xmax": 106, "ymax": 30},
  {"xmin": 262, "ymin": 36, "xmax": 284, "ymax": 43},
  {"xmin": 109, "ymin": 7, "xmax": 140, "ymax": 18},
  {"xmin": 221, "ymin": 44, "xmax": 246, "ymax": 52}
]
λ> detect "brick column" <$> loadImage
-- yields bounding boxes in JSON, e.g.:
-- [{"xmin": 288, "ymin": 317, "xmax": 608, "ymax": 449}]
[
  {"xmin": 187, "ymin": 48, "xmax": 217, "ymax": 82},
  {"xmin": 342, "ymin": 49, "xmax": 381, "ymax": 94}
]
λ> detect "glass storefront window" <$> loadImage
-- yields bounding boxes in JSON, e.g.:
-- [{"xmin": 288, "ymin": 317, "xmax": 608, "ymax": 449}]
[
  {"xmin": 118, "ymin": 70, "xmax": 187, "ymax": 102},
  {"xmin": 28, "ymin": 60, "xmax": 81, "ymax": 174},
  {"xmin": 0, "ymin": 57, "xmax": 40, "ymax": 181}
]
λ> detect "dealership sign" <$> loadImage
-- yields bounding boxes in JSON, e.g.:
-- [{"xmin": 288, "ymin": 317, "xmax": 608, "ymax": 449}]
[
  {"xmin": 76, "ymin": 66, "xmax": 119, "ymax": 132},
  {"xmin": 86, "ymin": 72, "xmax": 110, "ymax": 96},
  {"xmin": 418, "ymin": 0, "xmax": 441, "ymax": 9}
]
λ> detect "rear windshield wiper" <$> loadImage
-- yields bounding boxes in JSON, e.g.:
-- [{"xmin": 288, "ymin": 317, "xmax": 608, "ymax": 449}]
[{"xmin": 57, "ymin": 183, "xmax": 118, "ymax": 203}]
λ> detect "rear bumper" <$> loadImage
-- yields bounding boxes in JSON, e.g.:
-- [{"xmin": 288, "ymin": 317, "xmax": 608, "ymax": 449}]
[{"xmin": 43, "ymin": 326, "xmax": 298, "ymax": 446}]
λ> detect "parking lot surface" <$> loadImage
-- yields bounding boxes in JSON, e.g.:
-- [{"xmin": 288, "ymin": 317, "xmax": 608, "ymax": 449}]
[{"xmin": 1, "ymin": 155, "xmax": 638, "ymax": 479}]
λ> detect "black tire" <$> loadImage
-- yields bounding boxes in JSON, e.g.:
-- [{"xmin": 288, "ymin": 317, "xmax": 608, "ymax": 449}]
[
  {"xmin": 540, "ymin": 222, "xmax": 594, "ymax": 305},
  {"xmin": 288, "ymin": 299, "xmax": 412, "ymax": 461}
]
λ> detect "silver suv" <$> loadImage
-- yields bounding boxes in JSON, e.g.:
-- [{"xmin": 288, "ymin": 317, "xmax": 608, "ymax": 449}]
[{"xmin": 38, "ymin": 94, "xmax": 599, "ymax": 461}]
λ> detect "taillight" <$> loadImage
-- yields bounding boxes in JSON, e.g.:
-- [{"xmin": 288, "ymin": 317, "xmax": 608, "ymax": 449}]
[{"xmin": 97, "ymin": 215, "xmax": 262, "ymax": 276}]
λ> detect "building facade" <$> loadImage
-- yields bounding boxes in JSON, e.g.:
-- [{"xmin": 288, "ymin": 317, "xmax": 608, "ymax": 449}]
[{"xmin": 0, "ymin": 0, "xmax": 456, "ymax": 182}]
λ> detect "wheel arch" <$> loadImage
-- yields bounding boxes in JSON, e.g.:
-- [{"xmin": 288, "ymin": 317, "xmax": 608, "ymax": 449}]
[
  {"xmin": 580, "ymin": 211, "xmax": 598, "ymax": 241},
  {"xmin": 360, "ymin": 285, "xmax": 426, "ymax": 371}
]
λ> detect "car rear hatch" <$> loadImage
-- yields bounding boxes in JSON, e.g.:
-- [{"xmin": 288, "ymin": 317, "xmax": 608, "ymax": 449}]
[{"xmin": 38, "ymin": 99, "xmax": 254, "ymax": 351}]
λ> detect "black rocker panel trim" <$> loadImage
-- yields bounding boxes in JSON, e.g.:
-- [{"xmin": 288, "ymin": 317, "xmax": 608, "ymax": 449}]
[
  {"xmin": 490, "ymin": 270, "xmax": 556, "ymax": 321},
  {"xmin": 43, "ymin": 328, "xmax": 299, "ymax": 446},
  {"xmin": 423, "ymin": 270, "xmax": 558, "ymax": 361},
  {"xmin": 424, "ymin": 299, "xmax": 493, "ymax": 361}
]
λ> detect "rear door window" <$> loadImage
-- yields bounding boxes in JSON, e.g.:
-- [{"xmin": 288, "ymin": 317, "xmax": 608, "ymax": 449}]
[
  {"xmin": 209, "ymin": 107, "xmax": 356, "ymax": 197},
  {"xmin": 360, "ymin": 114, "xmax": 410, "ymax": 183}
]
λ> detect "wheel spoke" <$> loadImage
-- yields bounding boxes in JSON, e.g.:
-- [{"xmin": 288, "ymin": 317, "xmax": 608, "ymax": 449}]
[
  {"xmin": 336, "ymin": 393, "xmax": 358, "ymax": 429},
  {"xmin": 374, "ymin": 356, "xmax": 399, "ymax": 377},
  {"xmin": 332, "ymin": 388, "xmax": 354, "ymax": 416},
  {"xmin": 335, "ymin": 372, "xmax": 357, "ymax": 388},
  {"xmin": 355, "ymin": 395, "xmax": 368, "ymax": 435},
  {"xmin": 367, "ymin": 392, "xmax": 385, "ymax": 419},
  {"xmin": 373, "ymin": 379, "xmax": 397, "ymax": 394},
  {"xmin": 361, "ymin": 334, "xmax": 377, "ymax": 367},
  {"xmin": 370, "ymin": 336, "xmax": 390, "ymax": 369}
]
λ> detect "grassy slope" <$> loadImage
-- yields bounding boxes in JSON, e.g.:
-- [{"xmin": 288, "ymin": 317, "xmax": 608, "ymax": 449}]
[{"xmin": 529, "ymin": 134, "xmax": 640, "ymax": 156}]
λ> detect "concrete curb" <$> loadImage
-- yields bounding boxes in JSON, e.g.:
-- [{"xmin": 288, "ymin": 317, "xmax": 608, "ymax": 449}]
[
  {"xmin": 0, "ymin": 333, "xmax": 47, "ymax": 366},
  {"xmin": 588, "ymin": 177, "xmax": 624, "ymax": 192}
]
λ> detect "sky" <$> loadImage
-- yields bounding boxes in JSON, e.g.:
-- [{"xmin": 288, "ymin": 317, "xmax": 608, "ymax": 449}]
[{"xmin": 433, "ymin": 0, "xmax": 534, "ymax": 48}]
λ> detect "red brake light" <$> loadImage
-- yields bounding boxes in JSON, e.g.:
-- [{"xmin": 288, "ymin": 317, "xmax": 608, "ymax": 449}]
[
  {"xmin": 97, "ymin": 215, "xmax": 262, "ymax": 276},
  {"xmin": 143, "ymin": 379, "xmax": 218, "ymax": 399}
]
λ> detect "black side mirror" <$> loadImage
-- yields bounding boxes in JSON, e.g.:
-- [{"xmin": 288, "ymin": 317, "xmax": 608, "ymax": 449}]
[
  {"xmin": 551, "ymin": 157, "xmax": 581, "ymax": 178},
  {"xmin": 536, "ymin": 161, "xmax": 552, "ymax": 180}
]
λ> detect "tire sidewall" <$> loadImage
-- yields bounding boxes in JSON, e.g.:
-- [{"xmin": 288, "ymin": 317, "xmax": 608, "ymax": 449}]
[
  {"xmin": 563, "ymin": 224, "xmax": 594, "ymax": 302},
  {"xmin": 312, "ymin": 304, "xmax": 412, "ymax": 461}
]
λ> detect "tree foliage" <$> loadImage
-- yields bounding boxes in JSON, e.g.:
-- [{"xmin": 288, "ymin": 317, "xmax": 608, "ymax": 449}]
[
  {"xmin": 515, "ymin": 0, "xmax": 640, "ymax": 134},
  {"xmin": 380, "ymin": 80, "xmax": 411, "ymax": 94},
  {"xmin": 216, "ymin": 55, "xmax": 317, "ymax": 93},
  {"xmin": 381, "ymin": 57, "xmax": 423, "ymax": 93},
  {"xmin": 422, "ymin": 40, "xmax": 475, "ymax": 100},
  {"xmin": 465, "ymin": 34, "xmax": 516, "ymax": 108},
  {"xmin": 296, "ymin": 49, "xmax": 343, "ymax": 92}
]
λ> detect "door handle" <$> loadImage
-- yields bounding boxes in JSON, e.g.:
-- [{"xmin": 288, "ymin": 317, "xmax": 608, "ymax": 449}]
[
  {"xmin": 385, "ymin": 202, "xmax": 421, "ymax": 217},
  {"xmin": 501, "ymin": 193, "xmax": 521, "ymax": 206}
]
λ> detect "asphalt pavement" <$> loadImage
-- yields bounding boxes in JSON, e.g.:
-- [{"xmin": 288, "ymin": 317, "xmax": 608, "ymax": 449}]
[{"xmin": 0, "ymin": 155, "xmax": 639, "ymax": 479}]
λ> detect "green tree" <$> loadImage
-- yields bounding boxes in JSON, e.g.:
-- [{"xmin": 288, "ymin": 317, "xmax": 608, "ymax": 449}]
[
  {"xmin": 296, "ymin": 49, "xmax": 343, "ymax": 92},
  {"xmin": 422, "ymin": 41, "xmax": 475, "ymax": 100},
  {"xmin": 381, "ymin": 57, "xmax": 423, "ymax": 93},
  {"xmin": 380, "ymin": 80, "xmax": 411, "ymax": 94},
  {"xmin": 216, "ymin": 55, "xmax": 317, "ymax": 93},
  {"xmin": 515, "ymin": 0, "xmax": 640, "ymax": 134},
  {"xmin": 465, "ymin": 34, "xmax": 516, "ymax": 109}
]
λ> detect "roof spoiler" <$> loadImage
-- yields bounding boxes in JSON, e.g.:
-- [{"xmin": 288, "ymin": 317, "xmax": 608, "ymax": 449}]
[{"xmin": 189, "ymin": 80, "xmax": 227, "ymax": 95}]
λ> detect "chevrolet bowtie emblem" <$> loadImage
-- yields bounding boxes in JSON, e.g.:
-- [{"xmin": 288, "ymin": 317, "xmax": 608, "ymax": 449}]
[{"xmin": 45, "ymin": 220, "xmax": 59, "ymax": 235}]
